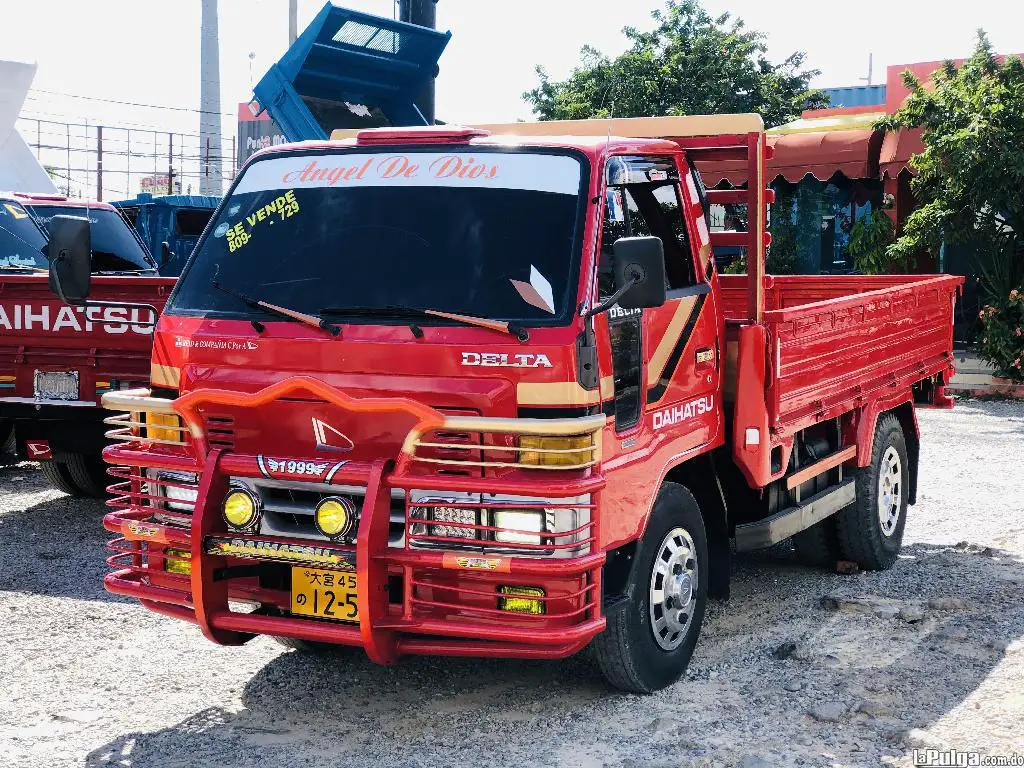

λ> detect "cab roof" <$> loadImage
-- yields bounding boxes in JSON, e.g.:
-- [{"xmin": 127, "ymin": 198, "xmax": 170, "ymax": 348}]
[{"xmin": 14, "ymin": 192, "xmax": 117, "ymax": 212}]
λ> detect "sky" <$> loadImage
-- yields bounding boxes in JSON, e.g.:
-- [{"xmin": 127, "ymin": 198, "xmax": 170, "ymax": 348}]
[{"xmin": 2, "ymin": 0, "xmax": 1023, "ymax": 198}]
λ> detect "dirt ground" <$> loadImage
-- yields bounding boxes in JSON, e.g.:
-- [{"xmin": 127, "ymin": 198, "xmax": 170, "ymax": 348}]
[{"xmin": 0, "ymin": 399, "xmax": 1021, "ymax": 768}]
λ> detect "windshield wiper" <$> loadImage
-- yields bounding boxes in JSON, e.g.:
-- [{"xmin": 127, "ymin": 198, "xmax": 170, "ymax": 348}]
[
  {"xmin": 212, "ymin": 280, "xmax": 341, "ymax": 337},
  {"xmin": 319, "ymin": 305, "xmax": 529, "ymax": 342},
  {"xmin": 0, "ymin": 264, "xmax": 47, "ymax": 273}
]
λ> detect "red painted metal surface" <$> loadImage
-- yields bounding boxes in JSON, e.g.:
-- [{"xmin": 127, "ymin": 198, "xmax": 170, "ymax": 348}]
[
  {"xmin": 98, "ymin": 126, "xmax": 961, "ymax": 662},
  {"xmin": 0, "ymin": 276, "xmax": 173, "ymax": 401}
]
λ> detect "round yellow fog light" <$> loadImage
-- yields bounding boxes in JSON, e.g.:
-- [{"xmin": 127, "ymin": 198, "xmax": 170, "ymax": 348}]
[
  {"xmin": 222, "ymin": 488, "xmax": 260, "ymax": 530},
  {"xmin": 315, "ymin": 496, "xmax": 356, "ymax": 540}
]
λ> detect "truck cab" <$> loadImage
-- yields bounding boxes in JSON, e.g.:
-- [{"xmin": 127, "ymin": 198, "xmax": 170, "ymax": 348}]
[
  {"xmin": 112, "ymin": 194, "xmax": 219, "ymax": 277},
  {"xmin": 93, "ymin": 117, "xmax": 962, "ymax": 692},
  {"xmin": 0, "ymin": 193, "xmax": 175, "ymax": 495},
  {"xmin": 18, "ymin": 194, "xmax": 155, "ymax": 274}
]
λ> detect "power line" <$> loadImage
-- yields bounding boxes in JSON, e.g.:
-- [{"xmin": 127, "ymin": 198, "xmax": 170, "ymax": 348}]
[{"xmin": 27, "ymin": 87, "xmax": 238, "ymax": 119}]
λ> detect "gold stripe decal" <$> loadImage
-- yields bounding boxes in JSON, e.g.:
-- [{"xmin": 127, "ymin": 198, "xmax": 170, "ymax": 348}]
[
  {"xmin": 150, "ymin": 364, "xmax": 181, "ymax": 389},
  {"xmin": 647, "ymin": 297, "xmax": 698, "ymax": 387},
  {"xmin": 517, "ymin": 380, "xmax": 603, "ymax": 406}
]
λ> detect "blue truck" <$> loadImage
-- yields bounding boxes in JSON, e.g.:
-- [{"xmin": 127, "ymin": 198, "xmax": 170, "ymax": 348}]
[{"xmin": 111, "ymin": 194, "xmax": 219, "ymax": 277}]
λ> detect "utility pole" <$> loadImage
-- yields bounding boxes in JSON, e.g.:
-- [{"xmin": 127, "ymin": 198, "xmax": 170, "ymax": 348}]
[
  {"xmin": 398, "ymin": 0, "xmax": 439, "ymax": 124},
  {"xmin": 860, "ymin": 53, "xmax": 874, "ymax": 87},
  {"xmin": 200, "ymin": 0, "xmax": 223, "ymax": 195},
  {"xmin": 168, "ymin": 133, "xmax": 175, "ymax": 195},
  {"xmin": 96, "ymin": 125, "xmax": 103, "ymax": 202},
  {"xmin": 289, "ymin": 0, "xmax": 298, "ymax": 45}
]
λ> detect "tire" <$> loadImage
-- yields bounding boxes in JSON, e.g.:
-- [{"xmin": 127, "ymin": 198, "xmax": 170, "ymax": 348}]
[
  {"xmin": 271, "ymin": 630, "xmax": 362, "ymax": 655},
  {"xmin": 63, "ymin": 453, "xmax": 111, "ymax": 498},
  {"xmin": 792, "ymin": 516, "xmax": 841, "ymax": 568},
  {"xmin": 39, "ymin": 460, "xmax": 87, "ymax": 497},
  {"xmin": 592, "ymin": 482, "xmax": 709, "ymax": 693},
  {"xmin": 0, "ymin": 421, "xmax": 14, "ymax": 464},
  {"xmin": 272, "ymin": 636, "xmax": 327, "ymax": 652},
  {"xmin": 836, "ymin": 413, "xmax": 909, "ymax": 570},
  {"xmin": 263, "ymin": 607, "xmax": 354, "ymax": 653}
]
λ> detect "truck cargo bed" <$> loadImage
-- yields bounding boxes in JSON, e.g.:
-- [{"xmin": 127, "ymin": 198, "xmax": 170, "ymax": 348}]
[{"xmin": 721, "ymin": 274, "xmax": 963, "ymax": 435}]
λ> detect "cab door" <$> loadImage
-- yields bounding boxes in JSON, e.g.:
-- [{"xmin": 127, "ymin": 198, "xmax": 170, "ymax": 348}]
[{"xmin": 598, "ymin": 155, "xmax": 719, "ymax": 456}]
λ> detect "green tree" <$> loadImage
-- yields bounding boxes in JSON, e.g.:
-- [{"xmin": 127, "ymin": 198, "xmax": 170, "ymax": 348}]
[
  {"xmin": 878, "ymin": 32, "xmax": 1024, "ymax": 379},
  {"xmin": 848, "ymin": 210, "xmax": 902, "ymax": 274},
  {"xmin": 524, "ymin": 1, "xmax": 828, "ymax": 128}
]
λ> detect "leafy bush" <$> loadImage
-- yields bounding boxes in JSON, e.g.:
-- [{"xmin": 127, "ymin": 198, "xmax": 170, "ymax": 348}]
[
  {"xmin": 723, "ymin": 192, "xmax": 799, "ymax": 275},
  {"xmin": 878, "ymin": 33, "xmax": 1024, "ymax": 374},
  {"xmin": 978, "ymin": 290, "xmax": 1024, "ymax": 381},
  {"xmin": 848, "ymin": 211, "xmax": 905, "ymax": 274}
]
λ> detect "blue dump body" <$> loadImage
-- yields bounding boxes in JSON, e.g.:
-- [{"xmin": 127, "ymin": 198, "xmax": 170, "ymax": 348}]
[
  {"xmin": 112, "ymin": 194, "xmax": 219, "ymax": 277},
  {"xmin": 253, "ymin": 2, "xmax": 451, "ymax": 141}
]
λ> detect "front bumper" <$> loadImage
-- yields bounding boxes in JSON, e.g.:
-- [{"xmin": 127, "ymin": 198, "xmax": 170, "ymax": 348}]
[{"xmin": 101, "ymin": 378, "xmax": 608, "ymax": 663}]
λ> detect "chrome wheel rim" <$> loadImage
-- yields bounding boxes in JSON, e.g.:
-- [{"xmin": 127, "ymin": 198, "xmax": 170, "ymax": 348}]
[
  {"xmin": 649, "ymin": 527, "xmax": 698, "ymax": 651},
  {"xmin": 877, "ymin": 446, "xmax": 902, "ymax": 537}
]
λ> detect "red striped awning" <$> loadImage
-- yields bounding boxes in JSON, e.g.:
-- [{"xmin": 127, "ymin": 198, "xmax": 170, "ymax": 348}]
[
  {"xmin": 880, "ymin": 128, "xmax": 924, "ymax": 179},
  {"xmin": 698, "ymin": 129, "xmax": 883, "ymax": 187}
]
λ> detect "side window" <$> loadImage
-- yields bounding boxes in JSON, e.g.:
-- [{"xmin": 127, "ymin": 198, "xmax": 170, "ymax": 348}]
[
  {"xmin": 599, "ymin": 188, "xmax": 627, "ymax": 298},
  {"xmin": 176, "ymin": 209, "xmax": 214, "ymax": 237},
  {"xmin": 624, "ymin": 183, "xmax": 695, "ymax": 289},
  {"xmin": 608, "ymin": 315, "xmax": 643, "ymax": 431},
  {"xmin": 599, "ymin": 187, "xmax": 643, "ymax": 432}
]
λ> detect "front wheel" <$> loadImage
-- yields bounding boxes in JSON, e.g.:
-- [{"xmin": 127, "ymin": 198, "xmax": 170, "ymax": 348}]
[{"xmin": 592, "ymin": 483, "xmax": 708, "ymax": 693}]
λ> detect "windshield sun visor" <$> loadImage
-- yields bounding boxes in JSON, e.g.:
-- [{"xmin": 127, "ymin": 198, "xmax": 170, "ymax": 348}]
[{"xmin": 170, "ymin": 149, "xmax": 588, "ymax": 328}]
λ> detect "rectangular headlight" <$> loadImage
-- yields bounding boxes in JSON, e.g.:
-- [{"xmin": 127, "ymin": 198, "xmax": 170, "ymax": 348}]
[
  {"xmin": 157, "ymin": 471, "xmax": 198, "ymax": 512},
  {"xmin": 411, "ymin": 505, "xmax": 481, "ymax": 540},
  {"xmin": 493, "ymin": 509, "xmax": 544, "ymax": 545},
  {"xmin": 519, "ymin": 435, "xmax": 593, "ymax": 467}
]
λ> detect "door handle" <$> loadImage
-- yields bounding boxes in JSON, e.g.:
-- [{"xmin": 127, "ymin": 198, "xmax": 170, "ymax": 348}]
[{"xmin": 695, "ymin": 347, "xmax": 715, "ymax": 371}]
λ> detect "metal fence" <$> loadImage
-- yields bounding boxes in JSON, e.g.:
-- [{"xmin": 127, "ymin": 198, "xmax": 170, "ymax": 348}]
[{"xmin": 16, "ymin": 117, "xmax": 236, "ymax": 202}]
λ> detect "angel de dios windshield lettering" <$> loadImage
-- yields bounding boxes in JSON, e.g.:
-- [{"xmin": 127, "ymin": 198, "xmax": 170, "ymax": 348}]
[{"xmin": 281, "ymin": 155, "xmax": 500, "ymax": 186}]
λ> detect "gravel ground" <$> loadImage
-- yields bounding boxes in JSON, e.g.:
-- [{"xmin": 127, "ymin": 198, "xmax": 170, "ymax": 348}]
[{"xmin": 0, "ymin": 400, "xmax": 1021, "ymax": 768}]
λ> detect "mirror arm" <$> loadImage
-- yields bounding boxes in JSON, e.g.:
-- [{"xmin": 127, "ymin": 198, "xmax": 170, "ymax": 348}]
[{"xmin": 582, "ymin": 276, "xmax": 640, "ymax": 319}]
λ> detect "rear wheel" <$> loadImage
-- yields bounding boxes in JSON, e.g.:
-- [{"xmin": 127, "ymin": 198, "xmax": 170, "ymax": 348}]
[
  {"xmin": 272, "ymin": 636, "xmax": 332, "ymax": 652},
  {"xmin": 263, "ymin": 607, "xmax": 356, "ymax": 653},
  {"xmin": 592, "ymin": 482, "xmax": 708, "ymax": 693},
  {"xmin": 271, "ymin": 632, "xmax": 360, "ymax": 655},
  {"xmin": 39, "ymin": 460, "xmax": 86, "ymax": 497},
  {"xmin": 0, "ymin": 422, "xmax": 14, "ymax": 464},
  {"xmin": 836, "ymin": 413, "xmax": 908, "ymax": 570},
  {"xmin": 63, "ymin": 453, "xmax": 111, "ymax": 498}
]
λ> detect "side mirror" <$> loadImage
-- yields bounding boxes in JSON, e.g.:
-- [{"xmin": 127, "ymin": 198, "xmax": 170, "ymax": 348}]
[
  {"xmin": 47, "ymin": 215, "xmax": 92, "ymax": 305},
  {"xmin": 160, "ymin": 240, "xmax": 174, "ymax": 266},
  {"xmin": 613, "ymin": 236, "xmax": 667, "ymax": 310}
]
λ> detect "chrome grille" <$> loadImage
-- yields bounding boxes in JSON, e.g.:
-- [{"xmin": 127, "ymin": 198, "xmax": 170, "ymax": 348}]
[{"xmin": 234, "ymin": 477, "xmax": 407, "ymax": 546}]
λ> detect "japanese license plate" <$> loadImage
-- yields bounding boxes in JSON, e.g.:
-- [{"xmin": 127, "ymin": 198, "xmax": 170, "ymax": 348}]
[
  {"xmin": 290, "ymin": 567, "xmax": 358, "ymax": 622},
  {"xmin": 34, "ymin": 370, "xmax": 79, "ymax": 401}
]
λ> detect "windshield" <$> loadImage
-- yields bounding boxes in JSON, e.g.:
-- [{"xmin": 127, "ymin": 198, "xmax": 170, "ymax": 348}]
[
  {"xmin": 27, "ymin": 205, "xmax": 155, "ymax": 272},
  {"xmin": 0, "ymin": 200, "xmax": 48, "ymax": 270},
  {"xmin": 170, "ymin": 149, "xmax": 587, "ymax": 324}
]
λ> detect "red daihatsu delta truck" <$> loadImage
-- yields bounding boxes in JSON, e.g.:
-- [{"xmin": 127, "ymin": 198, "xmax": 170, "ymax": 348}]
[
  {"xmin": 0, "ymin": 193, "xmax": 175, "ymax": 495},
  {"xmin": 54, "ymin": 116, "xmax": 961, "ymax": 692}
]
